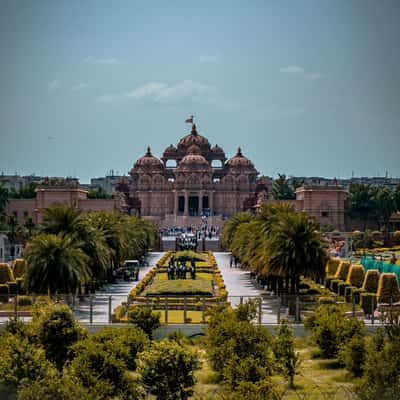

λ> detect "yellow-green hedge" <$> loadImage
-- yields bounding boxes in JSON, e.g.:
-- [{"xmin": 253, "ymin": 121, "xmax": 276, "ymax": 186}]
[
  {"xmin": 0, "ymin": 263, "xmax": 14, "ymax": 284},
  {"xmin": 377, "ymin": 273, "xmax": 400, "ymax": 304},
  {"xmin": 335, "ymin": 261, "xmax": 350, "ymax": 281},
  {"xmin": 362, "ymin": 270, "xmax": 380, "ymax": 293},
  {"xmin": 326, "ymin": 258, "xmax": 341, "ymax": 276},
  {"xmin": 12, "ymin": 258, "xmax": 27, "ymax": 279},
  {"xmin": 346, "ymin": 265, "xmax": 365, "ymax": 288}
]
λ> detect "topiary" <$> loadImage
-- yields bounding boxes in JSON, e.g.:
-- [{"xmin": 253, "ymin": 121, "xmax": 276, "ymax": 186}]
[
  {"xmin": 17, "ymin": 295, "xmax": 34, "ymax": 306},
  {"xmin": 330, "ymin": 279, "xmax": 343, "ymax": 294},
  {"xmin": 352, "ymin": 288, "xmax": 366, "ymax": 304},
  {"xmin": 7, "ymin": 281, "xmax": 17, "ymax": 295},
  {"xmin": 0, "ymin": 263, "xmax": 14, "ymax": 284},
  {"xmin": 16, "ymin": 277, "xmax": 25, "ymax": 295},
  {"xmin": 338, "ymin": 282, "xmax": 350, "ymax": 296},
  {"xmin": 335, "ymin": 261, "xmax": 350, "ymax": 281},
  {"xmin": 12, "ymin": 258, "xmax": 27, "ymax": 278},
  {"xmin": 377, "ymin": 273, "xmax": 400, "ymax": 304},
  {"xmin": 346, "ymin": 265, "xmax": 365, "ymax": 288},
  {"xmin": 362, "ymin": 269, "xmax": 380, "ymax": 293},
  {"xmin": 0, "ymin": 283, "xmax": 9, "ymax": 303},
  {"xmin": 326, "ymin": 258, "xmax": 341, "ymax": 276},
  {"xmin": 360, "ymin": 293, "xmax": 377, "ymax": 316},
  {"xmin": 345, "ymin": 286, "xmax": 355, "ymax": 302},
  {"xmin": 318, "ymin": 297, "xmax": 336, "ymax": 305}
]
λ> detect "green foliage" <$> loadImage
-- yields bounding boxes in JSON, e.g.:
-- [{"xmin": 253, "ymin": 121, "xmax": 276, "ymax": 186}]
[
  {"xmin": 0, "ymin": 263, "xmax": 14, "ymax": 284},
  {"xmin": 144, "ymin": 278, "xmax": 213, "ymax": 296},
  {"xmin": 218, "ymin": 378, "xmax": 283, "ymax": 400},
  {"xmin": 338, "ymin": 335, "xmax": 366, "ymax": 377},
  {"xmin": 273, "ymin": 321, "xmax": 300, "ymax": 387},
  {"xmin": 304, "ymin": 304, "xmax": 364, "ymax": 358},
  {"xmin": 205, "ymin": 303, "xmax": 273, "ymax": 378},
  {"xmin": 12, "ymin": 258, "xmax": 27, "ymax": 279},
  {"xmin": 33, "ymin": 304, "xmax": 87, "ymax": 370},
  {"xmin": 234, "ymin": 298, "xmax": 259, "ymax": 322},
  {"xmin": 362, "ymin": 269, "xmax": 380, "ymax": 293},
  {"xmin": 90, "ymin": 326, "xmax": 149, "ymax": 370},
  {"xmin": 272, "ymin": 174, "xmax": 296, "ymax": 200},
  {"xmin": 128, "ymin": 306, "xmax": 161, "ymax": 338},
  {"xmin": 0, "ymin": 334, "xmax": 56, "ymax": 398},
  {"xmin": 360, "ymin": 293, "xmax": 377, "ymax": 315},
  {"xmin": 346, "ymin": 265, "xmax": 365, "ymax": 288},
  {"xmin": 377, "ymin": 273, "xmax": 400, "ymax": 303},
  {"xmin": 0, "ymin": 284, "xmax": 9, "ymax": 302},
  {"xmin": 174, "ymin": 251, "xmax": 207, "ymax": 262},
  {"xmin": 8, "ymin": 182, "xmax": 38, "ymax": 199},
  {"xmin": 330, "ymin": 279, "xmax": 342, "ymax": 293},
  {"xmin": 338, "ymin": 281, "xmax": 350, "ymax": 296},
  {"xmin": 87, "ymin": 187, "xmax": 113, "ymax": 199},
  {"xmin": 137, "ymin": 339, "xmax": 200, "ymax": 400}
]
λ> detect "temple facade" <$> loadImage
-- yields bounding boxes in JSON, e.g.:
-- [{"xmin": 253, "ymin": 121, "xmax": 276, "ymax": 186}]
[{"xmin": 125, "ymin": 123, "xmax": 263, "ymax": 227}]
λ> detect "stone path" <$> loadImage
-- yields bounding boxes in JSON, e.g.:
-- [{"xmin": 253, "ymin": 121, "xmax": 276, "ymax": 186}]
[{"xmin": 215, "ymin": 252, "xmax": 280, "ymax": 323}]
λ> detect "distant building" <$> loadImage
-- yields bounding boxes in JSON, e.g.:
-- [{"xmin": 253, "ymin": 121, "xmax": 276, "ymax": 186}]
[{"xmin": 90, "ymin": 171, "xmax": 125, "ymax": 194}]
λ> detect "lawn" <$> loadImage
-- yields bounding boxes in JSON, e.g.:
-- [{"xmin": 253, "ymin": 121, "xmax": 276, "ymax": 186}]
[
  {"xmin": 155, "ymin": 310, "xmax": 208, "ymax": 324},
  {"xmin": 144, "ymin": 278, "xmax": 213, "ymax": 296},
  {"xmin": 154, "ymin": 272, "xmax": 213, "ymax": 281}
]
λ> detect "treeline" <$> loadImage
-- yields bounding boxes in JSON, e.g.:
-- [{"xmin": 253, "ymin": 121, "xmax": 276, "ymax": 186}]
[
  {"xmin": 24, "ymin": 205, "xmax": 157, "ymax": 294},
  {"xmin": 221, "ymin": 203, "xmax": 327, "ymax": 295}
]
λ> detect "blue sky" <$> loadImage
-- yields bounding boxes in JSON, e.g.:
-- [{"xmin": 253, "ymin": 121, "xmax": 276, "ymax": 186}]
[{"xmin": 0, "ymin": 0, "xmax": 399, "ymax": 183}]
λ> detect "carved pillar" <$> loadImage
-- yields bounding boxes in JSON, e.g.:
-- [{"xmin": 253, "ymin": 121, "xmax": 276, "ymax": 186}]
[
  {"xmin": 184, "ymin": 191, "xmax": 189, "ymax": 216},
  {"xmin": 173, "ymin": 191, "xmax": 178, "ymax": 215},
  {"xmin": 209, "ymin": 191, "xmax": 214, "ymax": 216},
  {"xmin": 199, "ymin": 190, "xmax": 204, "ymax": 215}
]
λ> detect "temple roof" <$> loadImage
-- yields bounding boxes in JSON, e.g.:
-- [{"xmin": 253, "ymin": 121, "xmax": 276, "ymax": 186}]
[
  {"xmin": 177, "ymin": 124, "xmax": 211, "ymax": 150},
  {"xmin": 226, "ymin": 147, "xmax": 257, "ymax": 173},
  {"xmin": 176, "ymin": 152, "xmax": 212, "ymax": 173},
  {"xmin": 131, "ymin": 147, "xmax": 164, "ymax": 174}
]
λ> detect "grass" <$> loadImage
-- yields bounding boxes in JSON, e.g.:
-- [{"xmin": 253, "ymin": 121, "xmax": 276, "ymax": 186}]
[
  {"xmin": 154, "ymin": 272, "xmax": 213, "ymax": 281},
  {"xmin": 144, "ymin": 278, "xmax": 213, "ymax": 296},
  {"xmin": 156, "ymin": 310, "xmax": 208, "ymax": 324}
]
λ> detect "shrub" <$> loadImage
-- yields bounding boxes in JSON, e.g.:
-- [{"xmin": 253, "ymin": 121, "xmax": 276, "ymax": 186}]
[
  {"xmin": 0, "ymin": 263, "xmax": 14, "ymax": 284},
  {"xmin": 344, "ymin": 286, "xmax": 355, "ymax": 302},
  {"xmin": 326, "ymin": 258, "xmax": 341, "ymax": 276},
  {"xmin": 137, "ymin": 339, "xmax": 200, "ymax": 400},
  {"xmin": 273, "ymin": 321, "xmax": 300, "ymax": 387},
  {"xmin": 338, "ymin": 335, "xmax": 366, "ymax": 377},
  {"xmin": 318, "ymin": 297, "xmax": 336, "ymax": 305},
  {"xmin": 127, "ymin": 306, "xmax": 161, "ymax": 338},
  {"xmin": 346, "ymin": 265, "xmax": 365, "ymax": 288},
  {"xmin": 7, "ymin": 281, "xmax": 17, "ymax": 295},
  {"xmin": 335, "ymin": 261, "xmax": 350, "ymax": 281},
  {"xmin": 330, "ymin": 279, "xmax": 342, "ymax": 293},
  {"xmin": 303, "ymin": 288, "xmax": 320, "ymax": 295},
  {"xmin": 338, "ymin": 282, "xmax": 350, "ymax": 296},
  {"xmin": 376, "ymin": 273, "xmax": 400, "ymax": 304},
  {"xmin": 17, "ymin": 296, "xmax": 33, "ymax": 306},
  {"xmin": 298, "ymin": 282, "xmax": 310, "ymax": 290},
  {"xmin": 324, "ymin": 276, "xmax": 335, "ymax": 290},
  {"xmin": 304, "ymin": 304, "xmax": 364, "ymax": 358},
  {"xmin": 33, "ymin": 304, "xmax": 87, "ymax": 370},
  {"xmin": 0, "ymin": 284, "xmax": 9, "ymax": 303},
  {"xmin": 12, "ymin": 259, "xmax": 27, "ymax": 279},
  {"xmin": 360, "ymin": 293, "xmax": 377, "ymax": 315},
  {"xmin": 362, "ymin": 269, "xmax": 380, "ymax": 293},
  {"xmin": 352, "ymin": 288, "xmax": 366, "ymax": 304},
  {"xmin": 91, "ymin": 326, "xmax": 149, "ymax": 370}
]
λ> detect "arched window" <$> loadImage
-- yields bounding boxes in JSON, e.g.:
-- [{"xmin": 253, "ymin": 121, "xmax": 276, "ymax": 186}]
[
  {"xmin": 166, "ymin": 159, "xmax": 177, "ymax": 168},
  {"xmin": 211, "ymin": 159, "xmax": 224, "ymax": 168}
]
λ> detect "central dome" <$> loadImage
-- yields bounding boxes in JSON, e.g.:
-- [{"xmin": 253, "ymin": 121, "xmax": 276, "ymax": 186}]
[
  {"xmin": 177, "ymin": 124, "xmax": 211, "ymax": 150},
  {"xmin": 177, "ymin": 152, "xmax": 211, "ymax": 172}
]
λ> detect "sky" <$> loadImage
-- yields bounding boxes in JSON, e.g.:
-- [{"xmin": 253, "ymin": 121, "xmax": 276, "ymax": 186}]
[{"xmin": 0, "ymin": 0, "xmax": 399, "ymax": 183}]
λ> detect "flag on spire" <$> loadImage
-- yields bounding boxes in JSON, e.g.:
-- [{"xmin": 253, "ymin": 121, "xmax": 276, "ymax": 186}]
[{"xmin": 185, "ymin": 115, "xmax": 194, "ymax": 124}]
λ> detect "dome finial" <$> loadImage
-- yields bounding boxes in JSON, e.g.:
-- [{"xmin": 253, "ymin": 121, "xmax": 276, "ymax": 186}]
[
  {"xmin": 146, "ymin": 146, "xmax": 152, "ymax": 156},
  {"xmin": 237, "ymin": 147, "xmax": 242, "ymax": 156},
  {"xmin": 191, "ymin": 123, "xmax": 198, "ymax": 136}
]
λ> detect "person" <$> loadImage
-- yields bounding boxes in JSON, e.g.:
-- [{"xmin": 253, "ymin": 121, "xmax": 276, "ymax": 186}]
[
  {"xmin": 229, "ymin": 256, "xmax": 233, "ymax": 268},
  {"xmin": 390, "ymin": 253, "xmax": 397, "ymax": 265},
  {"xmin": 181, "ymin": 261, "xmax": 186, "ymax": 279}
]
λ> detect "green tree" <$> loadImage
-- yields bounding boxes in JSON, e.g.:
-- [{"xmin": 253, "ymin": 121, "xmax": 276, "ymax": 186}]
[
  {"xmin": 374, "ymin": 186, "xmax": 397, "ymax": 233},
  {"xmin": 273, "ymin": 321, "xmax": 300, "ymax": 387},
  {"xmin": 0, "ymin": 183, "xmax": 9, "ymax": 218},
  {"xmin": 25, "ymin": 233, "xmax": 90, "ymax": 294},
  {"xmin": 220, "ymin": 211, "xmax": 254, "ymax": 249},
  {"xmin": 138, "ymin": 339, "xmax": 200, "ymax": 400},
  {"xmin": 87, "ymin": 187, "xmax": 113, "ymax": 199},
  {"xmin": 346, "ymin": 183, "xmax": 376, "ymax": 230},
  {"xmin": 40, "ymin": 204, "xmax": 83, "ymax": 235},
  {"xmin": 272, "ymin": 174, "xmax": 295, "ymax": 200},
  {"xmin": 33, "ymin": 304, "xmax": 87, "ymax": 370},
  {"xmin": 128, "ymin": 307, "xmax": 161, "ymax": 339}
]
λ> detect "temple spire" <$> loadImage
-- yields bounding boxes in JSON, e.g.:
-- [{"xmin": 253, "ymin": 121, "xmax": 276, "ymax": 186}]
[
  {"xmin": 146, "ymin": 146, "xmax": 152, "ymax": 156},
  {"xmin": 237, "ymin": 147, "xmax": 243, "ymax": 156},
  {"xmin": 191, "ymin": 123, "xmax": 198, "ymax": 136}
]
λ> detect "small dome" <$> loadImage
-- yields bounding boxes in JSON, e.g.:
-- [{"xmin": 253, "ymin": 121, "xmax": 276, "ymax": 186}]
[
  {"xmin": 163, "ymin": 144, "xmax": 177, "ymax": 155},
  {"xmin": 131, "ymin": 147, "xmax": 164, "ymax": 174},
  {"xmin": 177, "ymin": 153, "xmax": 211, "ymax": 173},
  {"xmin": 177, "ymin": 124, "xmax": 211, "ymax": 150},
  {"xmin": 211, "ymin": 144, "xmax": 224, "ymax": 154},
  {"xmin": 187, "ymin": 144, "xmax": 201, "ymax": 154},
  {"xmin": 226, "ymin": 147, "xmax": 256, "ymax": 171}
]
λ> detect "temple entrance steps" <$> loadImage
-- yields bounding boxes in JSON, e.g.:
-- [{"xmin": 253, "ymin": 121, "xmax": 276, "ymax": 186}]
[{"xmin": 159, "ymin": 214, "xmax": 224, "ymax": 229}]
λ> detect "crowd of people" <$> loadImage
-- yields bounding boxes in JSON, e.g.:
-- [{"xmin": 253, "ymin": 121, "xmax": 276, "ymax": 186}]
[
  {"xmin": 160, "ymin": 223, "xmax": 220, "ymax": 240},
  {"xmin": 167, "ymin": 257, "xmax": 197, "ymax": 280}
]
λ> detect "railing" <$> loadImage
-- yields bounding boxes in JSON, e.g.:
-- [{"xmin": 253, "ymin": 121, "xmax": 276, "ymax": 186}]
[{"xmin": 0, "ymin": 293, "xmax": 396, "ymax": 325}]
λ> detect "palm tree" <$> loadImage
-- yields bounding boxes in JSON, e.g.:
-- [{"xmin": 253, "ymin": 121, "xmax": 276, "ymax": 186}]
[
  {"xmin": 40, "ymin": 204, "xmax": 83, "ymax": 235},
  {"xmin": 266, "ymin": 212, "xmax": 327, "ymax": 294},
  {"xmin": 25, "ymin": 233, "xmax": 90, "ymax": 294},
  {"xmin": 220, "ymin": 212, "xmax": 254, "ymax": 249},
  {"xmin": 272, "ymin": 174, "xmax": 295, "ymax": 200}
]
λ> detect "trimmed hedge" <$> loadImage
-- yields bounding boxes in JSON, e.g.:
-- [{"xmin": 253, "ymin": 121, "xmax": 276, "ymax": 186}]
[
  {"xmin": 326, "ymin": 258, "xmax": 341, "ymax": 276},
  {"xmin": 344, "ymin": 286, "xmax": 355, "ymax": 303},
  {"xmin": 7, "ymin": 281, "xmax": 17, "ymax": 295},
  {"xmin": 338, "ymin": 282, "xmax": 350, "ymax": 296},
  {"xmin": 346, "ymin": 265, "xmax": 365, "ymax": 288},
  {"xmin": 352, "ymin": 288, "xmax": 365, "ymax": 304},
  {"xmin": 16, "ymin": 277, "xmax": 25, "ymax": 295},
  {"xmin": 362, "ymin": 269, "xmax": 380, "ymax": 293},
  {"xmin": 335, "ymin": 261, "xmax": 350, "ymax": 281},
  {"xmin": 330, "ymin": 279, "xmax": 343, "ymax": 294},
  {"xmin": 0, "ymin": 263, "xmax": 14, "ymax": 284},
  {"xmin": 318, "ymin": 297, "xmax": 336, "ymax": 305},
  {"xmin": 376, "ymin": 273, "xmax": 400, "ymax": 304},
  {"xmin": 360, "ymin": 293, "xmax": 377, "ymax": 315},
  {"xmin": 0, "ymin": 284, "xmax": 9, "ymax": 303},
  {"xmin": 325, "ymin": 276, "xmax": 335, "ymax": 290},
  {"xmin": 12, "ymin": 258, "xmax": 27, "ymax": 278}
]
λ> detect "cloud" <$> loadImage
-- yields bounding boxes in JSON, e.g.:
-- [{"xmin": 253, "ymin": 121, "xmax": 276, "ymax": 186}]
[
  {"xmin": 48, "ymin": 80, "xmax": 60, "ymax": 90},
  {"xmin": 280, "ymin": 66, "xmax": 304, "ymax": 74},
  {"xmin": 84, "ymin": 56, "xmax": 119, "ymax": 65},
  {"xmin": 280, "ymin": 66, "xmax": 325, "ymax": 80},
  {"xmin": 72, "ymin": 82, "xmax": 89, "ymax": 91},
  {"xmin": 97, "ymin": 80, "xmax": 216, "ymax": 104},
  {"xmin": 200, "ymin": 55, "xmax": 218, "ymax": 63}
]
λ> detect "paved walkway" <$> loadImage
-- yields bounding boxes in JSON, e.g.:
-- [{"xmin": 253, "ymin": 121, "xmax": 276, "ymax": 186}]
[
  {"xmin": 72, "ymin": 252, "xmax": 162, "ymax": 323},
  {"xmin": 215, "ymin": 252, "xmax": 280, "ymax": 323}
]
